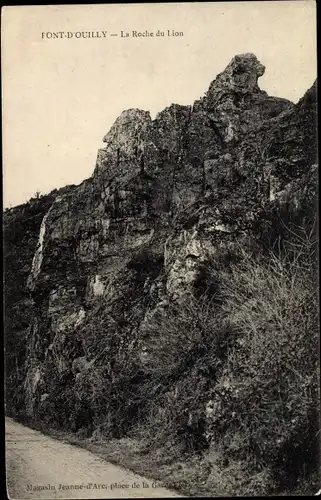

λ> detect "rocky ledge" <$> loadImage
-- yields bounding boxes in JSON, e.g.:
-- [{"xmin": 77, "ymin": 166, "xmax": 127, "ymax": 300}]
[{"xmin": 4, "ymin": 53, "xmax": 318, "ymax": 496}]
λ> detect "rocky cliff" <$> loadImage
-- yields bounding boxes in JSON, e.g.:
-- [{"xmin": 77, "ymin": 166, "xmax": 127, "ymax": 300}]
[{"xmin": 4, "ymin": 54, "xmax": 318, "ymax": 495}]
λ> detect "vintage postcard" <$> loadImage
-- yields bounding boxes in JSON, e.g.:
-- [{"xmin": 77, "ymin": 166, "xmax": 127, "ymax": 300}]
[{"xmin": 2, "ymin": 2, "xmax": 319, "ymax": 498}]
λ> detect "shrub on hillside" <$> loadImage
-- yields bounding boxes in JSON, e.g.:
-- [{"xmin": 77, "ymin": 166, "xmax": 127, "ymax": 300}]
[
  {"xmin": 204, "ymin": 227, "xmax": 319, "ymax": 492},
  {"xmin": 135, "ymin": 289, "xmax": 238, "ymax": 460},
  {"xmin": 136, "ymin": 222, "xmax": 318, "ymax": 494},
  {"xmin": 138, "ymin": 295, "xmax": 229, "ymax": 378}
]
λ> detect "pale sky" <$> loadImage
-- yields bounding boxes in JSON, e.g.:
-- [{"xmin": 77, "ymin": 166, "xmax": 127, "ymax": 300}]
[{"xmin": 2, "ymin": 2, "xmax": 317, "ymax": 208}]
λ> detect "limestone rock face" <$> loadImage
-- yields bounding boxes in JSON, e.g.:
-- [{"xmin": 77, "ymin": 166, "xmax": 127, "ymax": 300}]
[
  {"xmin": 102, "ymin": 108, "xmax": 152, "ymax": 158},
  {"xmin": 6, "ymin": 54, "xmax": 316, "ymax": 419}
]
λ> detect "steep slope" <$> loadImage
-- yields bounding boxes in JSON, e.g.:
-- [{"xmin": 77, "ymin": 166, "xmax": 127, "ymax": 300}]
[
  {"xmin": 4, "ymin": 186, "xmax": 77, "ymax": 417},
  {"xmin": 4, "ymin": 193, "xmax": 56, "ymax": 416},
  {"xmin": 4, "ymin": 53, "xmax": 318, "ymax": 495}
]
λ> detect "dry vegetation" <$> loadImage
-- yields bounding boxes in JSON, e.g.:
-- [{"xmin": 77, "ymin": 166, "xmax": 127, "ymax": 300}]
[
  {"xmin": 5, "ymin": 199, "xmax": 319, "ymax": 496},
  {"xmin": 39, "ymin": 218, "xmax": 318, "ymax": 496}
]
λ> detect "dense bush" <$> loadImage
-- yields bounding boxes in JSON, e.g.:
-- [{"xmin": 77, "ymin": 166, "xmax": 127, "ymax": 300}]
[
  {"xmin": 132, "ymin": 222, "xmax": 319, "ymax": 495},
  {"xmin": 206, "ymin": 230, "xmax": 319, "ymax": 492}
]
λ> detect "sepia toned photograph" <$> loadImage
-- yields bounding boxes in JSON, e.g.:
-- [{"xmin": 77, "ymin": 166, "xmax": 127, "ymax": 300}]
[{"xmin": 2, "ymin": 2, "xmax": 319, "ymax": 498}]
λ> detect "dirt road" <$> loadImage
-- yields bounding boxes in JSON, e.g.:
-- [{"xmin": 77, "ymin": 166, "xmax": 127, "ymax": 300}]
[{"xmin": 5, "ymin": 418, "xmax": 183, "ymax": 499}]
